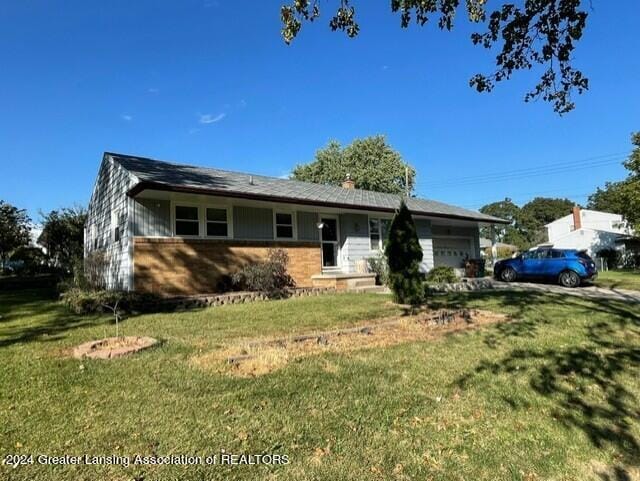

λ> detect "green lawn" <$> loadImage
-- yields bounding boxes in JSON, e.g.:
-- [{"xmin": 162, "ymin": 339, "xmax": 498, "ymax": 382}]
[
  {"xmin": 596, "ymin": 269, "xmax": 640, "ymax": 291},
  {"xmin": 1, "ymin": 288, "xmax": 639, "ymax": 481}
]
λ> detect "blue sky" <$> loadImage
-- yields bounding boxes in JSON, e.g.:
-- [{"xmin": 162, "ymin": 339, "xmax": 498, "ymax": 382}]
[{"xmin": 1, "ymin": 0, "xmax": 638, "ymax": 220}]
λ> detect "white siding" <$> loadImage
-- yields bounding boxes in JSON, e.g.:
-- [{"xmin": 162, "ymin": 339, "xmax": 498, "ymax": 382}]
[
  {"xmin": 339, "ymin": 214, "xmax": 369, "ymax": 273},
  {"xmin": 85, "ymin": 156, "xmax": 137, "ymax": 290},
  {"xmin": 133, "ymin": 199, "xmax": 171, "ymax": 236},
  {"xmin": 233, "ymin": 206, "xmax": 273, "ymax": 239},
  {"xmin": 550, "ymin": 228, "xmax": 624, "ymax": 256},
  {"xmin": 419, "ymin": 238, "xmax": 434, "ymax": 272},
  {"xmin": 547, "ymin": 214, "xmax": 574, "ymax": 242},
  {"xmin": 337, "ymin": 215, "xmax": 438, "ymax": 274},
  {"xmin": 581, "ymin": 210, "xmax": 628, "ymax": 233},
  {"xmin": 547, "ymin": 210, "xmax": 632, "ymax": 242},
  {"xmin": 415, "ymin": 219, "xmax": 434, "ymax": 272},
  {"xmin": 297, "ymin": 211, "xmax": 320, "ymax": 241}
]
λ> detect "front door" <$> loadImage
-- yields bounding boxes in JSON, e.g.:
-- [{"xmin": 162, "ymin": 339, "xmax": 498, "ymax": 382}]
[{"xmin": 320, "ymin": 217, "xmax": 339, "ymax": 268}]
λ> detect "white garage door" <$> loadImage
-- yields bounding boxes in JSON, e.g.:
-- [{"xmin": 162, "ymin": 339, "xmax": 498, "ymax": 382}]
[{"xmin": 433, "ymin": 238, "xmax": 473, "ymax": 268}]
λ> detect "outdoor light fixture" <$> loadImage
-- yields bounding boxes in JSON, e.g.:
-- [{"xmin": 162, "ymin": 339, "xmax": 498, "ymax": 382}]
[{"xmin": 317, "ymin": 222, "xmax": 325, "ymax": 229}]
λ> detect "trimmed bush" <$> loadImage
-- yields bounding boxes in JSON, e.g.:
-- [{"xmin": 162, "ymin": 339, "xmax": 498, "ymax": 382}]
[
  {"xmin": 232, "ymin": 249, "xmax": 295, "ymax": 295},
  {"xmin": 60, "ymin": 288, "xmax": 163, "ymax": 315},
  {"xmin": 425, "ymin": 266, "xmax": 457, "ymax": 284},
  {"xmin": 367, "ymin": 253, "xmax": 389, "ymax": 286},
  {"xmin": 384, "ymin": 200, "xmax": 424, "ymax": 305}
]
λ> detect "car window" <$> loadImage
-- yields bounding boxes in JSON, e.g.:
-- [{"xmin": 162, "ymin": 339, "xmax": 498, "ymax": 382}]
[
  {"xmin": 550, "ymin": 250, "xmax": 565, "ymax": 258},
  {"xmin": 534, "ymin": 249, "xmax": 549, "ymax": 259},
  {"xmin": 577, "ymin": 251, "xmax": 593, "ymax": 261}
]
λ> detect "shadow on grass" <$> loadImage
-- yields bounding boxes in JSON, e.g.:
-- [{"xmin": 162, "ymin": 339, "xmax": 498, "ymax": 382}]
[
  {"xmin": 437, "ymin": 290, "xmax": 640, "ymax": 472},
  {"xmin": 428, "ymin": 290, "xmax": 553, "ymax": 348},
  {"xmin": 595, "ymin": 465, "xmax": 636, "ymax": 481},
  {"xmin": 0, "ymin": 288, "xmax": 105, "ymax": 348}
]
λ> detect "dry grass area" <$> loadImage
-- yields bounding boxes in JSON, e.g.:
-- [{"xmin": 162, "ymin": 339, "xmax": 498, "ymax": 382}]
[
  {"xmin": 192, "ymin": 308, "xmax": 510, "ymax": 377},
  {"xmin": 72, "ymin": 335, "xmax": 158, "ymax": 359}
]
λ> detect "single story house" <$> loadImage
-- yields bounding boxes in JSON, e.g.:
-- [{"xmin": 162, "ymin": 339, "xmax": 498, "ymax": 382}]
[
  {"xmin": 85, "ymin": 152, "xmax": 507, "ymax": 296},
  {"xmin": 545, "ymin": 207, "xmax": 634, "ymax": 262}
]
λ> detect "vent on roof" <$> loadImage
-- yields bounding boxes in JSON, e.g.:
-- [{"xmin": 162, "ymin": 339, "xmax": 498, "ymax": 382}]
[{"xmin": 249, "ymin": 175, "xmax": 254, "ymax": 185}]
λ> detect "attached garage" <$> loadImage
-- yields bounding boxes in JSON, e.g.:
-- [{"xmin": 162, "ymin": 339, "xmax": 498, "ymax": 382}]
[{"xmin": 432, "ymin": 237, "xmax": 474, "ymax": 268}]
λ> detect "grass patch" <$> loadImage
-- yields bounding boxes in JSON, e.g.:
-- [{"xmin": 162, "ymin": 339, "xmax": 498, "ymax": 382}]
[
  {"xmin": 596, "ymin": 269, "xmax": 640, "ymax": 291},
  {"xmin": 1, "ymin": 288, "xmax": 640, "ymax": 480}
]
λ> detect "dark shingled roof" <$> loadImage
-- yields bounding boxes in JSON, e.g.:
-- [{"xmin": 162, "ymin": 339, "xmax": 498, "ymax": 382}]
[{"xmin": 110, "ymin": 152, "xmax": 508, "ymax": 224}]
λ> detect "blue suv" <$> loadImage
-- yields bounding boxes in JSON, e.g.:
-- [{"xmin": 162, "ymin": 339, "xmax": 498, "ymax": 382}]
[{"xmin": 494, "ymin": 248, "xmax": 597, "ymax": 288}]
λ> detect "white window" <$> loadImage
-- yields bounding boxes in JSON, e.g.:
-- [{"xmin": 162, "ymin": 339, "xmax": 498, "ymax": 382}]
[
  {"xmin": 175, "ymin": 205, "xmax": 200, "ymax": 236},
  {"xmin": 206, "ymin": 207, "xmax": 229, "ymax": 237},
  {"xmin": 275, "ymin": 212, "xmax": 294, "ymax": 239},
  {"xmin": 111, "ymin": 210, "xmax": 121, "ymax": 243},
  {"xmin": 369, "ymin": 217, "xmax": 391, "ymax": 250}
]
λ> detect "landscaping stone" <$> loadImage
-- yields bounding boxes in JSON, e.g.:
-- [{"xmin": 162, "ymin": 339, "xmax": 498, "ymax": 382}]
[
  {"xmin": 161, "ymin": 287, "xmax": 337, "ymax": 310},
  {"xmin": 427, "ymin": 277, "xmax": 496, "ymax": 293}
]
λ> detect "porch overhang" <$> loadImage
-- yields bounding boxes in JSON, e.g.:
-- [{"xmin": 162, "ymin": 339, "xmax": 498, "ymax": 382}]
[{"xmin": 127, "ymin": 181, "xmax": 510, "ymax": 225}]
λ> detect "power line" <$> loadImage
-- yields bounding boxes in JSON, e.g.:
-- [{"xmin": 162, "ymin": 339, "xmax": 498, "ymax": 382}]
[
  {"xmin": 418, "ymin": 157, "xmax": 624, "ymax": 190},
  {"xmin": 458, "ymin": 190, "xmax": 593, "ymax": 210},
  {"xmin": 459, "ymin": 187, "xmax": 595, "ymax": 205},
  {"xmin": 415, "ymin": 152, "xmax": 628, "ymax": 190},
  {"xmin": 416, "ymin": 151, "xmax": 626, "ymax": 186}
]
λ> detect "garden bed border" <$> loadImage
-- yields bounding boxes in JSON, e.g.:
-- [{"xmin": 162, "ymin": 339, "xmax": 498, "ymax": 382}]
[{"xmin": 164, "ymin": 286, "xmax": 337, "ymax": 310}]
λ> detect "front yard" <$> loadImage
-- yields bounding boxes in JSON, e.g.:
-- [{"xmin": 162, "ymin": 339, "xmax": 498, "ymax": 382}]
[
  {"xmin": 1, "ymin": 288, "xmax": 639, "ymax": 480},
  {"xmin": 596, "ymin": 269, "xmax": 640, "ymax": 291}
]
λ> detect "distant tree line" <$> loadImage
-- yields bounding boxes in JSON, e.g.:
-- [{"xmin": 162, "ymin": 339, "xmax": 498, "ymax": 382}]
[
  {"xmin": 479, "ymin": 132, "xmax": 640, "ymax": 250},
  {"xmin": 0, "ymin": 200, "xmax": 86, "ymax": 277},
  {"xmin": 479, "ymin": 197, "xmax": 574, "ymax": 250},
  {"xmin": 587, "ymin": 132, "xmax": 640, "ymax": 230}
]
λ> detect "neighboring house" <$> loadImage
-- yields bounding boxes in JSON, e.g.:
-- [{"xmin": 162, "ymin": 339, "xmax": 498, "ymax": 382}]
[
  {"xmin": 85, "ymin": 152, "xmax": 507, "ymax": 296},
  {"xmin": 545, "ymin": 206, "xmax": 634, "ymax": 259}
]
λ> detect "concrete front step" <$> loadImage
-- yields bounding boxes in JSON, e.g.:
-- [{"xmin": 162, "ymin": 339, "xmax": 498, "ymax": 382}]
[
  {"xmin": 352, "ymin": 278, "xmax": 376, "ymax": 288},
  {"xmin": 349, "ymin": 285, "xmax": 389, "ymax": 294},
  {"xmin": 311, "ymin": 272, "xmax": 377, "ymax": 291}
]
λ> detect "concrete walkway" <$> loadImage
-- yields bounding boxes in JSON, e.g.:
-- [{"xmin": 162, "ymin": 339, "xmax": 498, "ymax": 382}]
[{"xmin": 492, "ymin": 281, "xmax": 640, "ymax": 303}]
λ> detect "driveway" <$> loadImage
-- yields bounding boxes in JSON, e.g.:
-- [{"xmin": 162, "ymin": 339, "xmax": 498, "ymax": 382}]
[{"xmin": 492, "ymin": 281, "xmax": 640, "ymax": 303}]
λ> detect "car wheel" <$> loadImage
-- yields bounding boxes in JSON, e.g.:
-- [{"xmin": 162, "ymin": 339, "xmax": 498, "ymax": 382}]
[
  {"xmin": 500, "ymin": 267, "xmax": 517, "ymax": 283},
  {"xmin": 559, "ymin": 270, "xmax": 580, "ymax": 288}
]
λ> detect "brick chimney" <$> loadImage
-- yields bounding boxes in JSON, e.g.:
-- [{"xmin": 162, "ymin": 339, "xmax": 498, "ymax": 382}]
[
  {"xmin": 572, "ymin": 205, "xmax": 582, "ymax": 230},
  {"xmin": 342, "ymin": 173, "xmax": 355, "ymax": 189}
]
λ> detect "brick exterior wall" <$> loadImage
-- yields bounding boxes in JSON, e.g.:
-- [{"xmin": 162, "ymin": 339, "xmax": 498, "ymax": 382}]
[{"xmin": 133, "ymin": 237, "xmax": 321, "ymax": 296}]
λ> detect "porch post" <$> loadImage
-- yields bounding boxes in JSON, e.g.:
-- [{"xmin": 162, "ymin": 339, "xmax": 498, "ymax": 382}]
[{"xmin": 490, "ymin": 225, "xmax": 498, "ymax": 265}]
